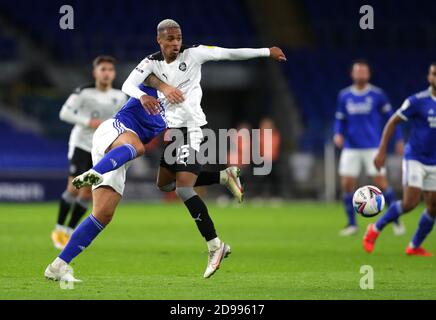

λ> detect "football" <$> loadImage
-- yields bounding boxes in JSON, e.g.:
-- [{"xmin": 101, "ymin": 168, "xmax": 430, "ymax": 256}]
[{"xmin": 352, "ymin": 185, "xmax": 385, "ymax": 217}]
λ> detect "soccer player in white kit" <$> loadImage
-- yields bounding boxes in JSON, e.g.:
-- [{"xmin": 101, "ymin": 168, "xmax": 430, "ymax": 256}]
[
  {"xmin": 52, "ymin": 56, "xmax": 126, "ymax": 249},
  {"xmin": 121, "ymin": 19, "xmax": 286, "ymax": 278}
]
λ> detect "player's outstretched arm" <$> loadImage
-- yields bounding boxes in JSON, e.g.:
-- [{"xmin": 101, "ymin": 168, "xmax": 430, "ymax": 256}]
[
  {"xmin": 144, "ymin": 74, "xmax": 185, "ymax": 104},
  {"xmin": 374, "ymin": 114, "xmax": 403, "ymax": 170},
  {"xmin": 192, "ymin": 46, "xmax": 286, "ymax": 64}
]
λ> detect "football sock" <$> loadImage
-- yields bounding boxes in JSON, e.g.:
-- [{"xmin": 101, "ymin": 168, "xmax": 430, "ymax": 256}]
[
  {"xmin": 92, "ymin": 144, "xmax": 137, "ymax": 175},
  {"xmin": 375, "ymin": 200, "xmax": 403, "ymax": 232},
  {"xmin": 382, "ymin": 187, "xmax": 401, "ymax": 225},
  {"xmin": 176, "ymin": 187, "xmax": 217, "ymax": 241},
  {"xmin": 207, "ymin": 237, "xmax": 222, "ymax": 251},
  {"xmin": 67, "ymin": 197, "xmax": 90, "ymax": 229},
  {"xmin": 59, "ymin": 214, "xmax": 105, "ymax": 264},
  {"xmin": 411, "ymin": 211, "xmax": 435, "ymax": 248},
  {"xmin": 383, "ymin": 187, "xmax": 396, "ymax": 206},
  {"xmin": 343, "ymin": 192, "xmax": 356, "ymax": 226},
  {"xmin": 195, "ymin": 171, "xmax": 220, "ymax": 186},
  {"xmin": 56, "ymin": 190, "xmax": 76, "ymax": 226}
]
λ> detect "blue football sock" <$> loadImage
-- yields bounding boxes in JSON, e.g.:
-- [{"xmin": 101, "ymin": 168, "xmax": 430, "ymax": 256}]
[
  {"xmin": 383, "ymin": 187, "xmax": 400, "ymax": 225},
  {"xmin": 343, "ymin": 192, "xmax": 356, "ymax": 226},
  {"xmin": 375, "ymin": 200, "xmax": 403, "ymax": 231},
  {"xmin": 383, "ymin": 187, "xmax": 396, "ymax": 206},
  {"xmin": 59, "ymin": 214, "xmax": 105, "ymax": 264},
  {"xmin": 411, "ymin": 211, "xmax": 435, "ymax": 248},
  {"xmin": 93, "ymin": 144, "xmax": 137, "ymax": 175}
]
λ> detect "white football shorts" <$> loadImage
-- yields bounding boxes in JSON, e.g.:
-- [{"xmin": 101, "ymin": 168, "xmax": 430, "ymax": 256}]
[
  {"xmin": 91, "ymin": 118, "xmax": 135, "ymax": 196},
  {"xmin": 403, "ymin": 159, "xmax": 436, "ymax": 191},
  {"xmin": 339, "ymin": 148, "xmax": 386, "ymax": 177}
]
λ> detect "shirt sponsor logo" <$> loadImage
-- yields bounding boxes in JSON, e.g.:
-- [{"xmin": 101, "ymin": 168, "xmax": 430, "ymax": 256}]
[{"xmin": 346, "ymin": 97, "xmax": 373, "ymax": 115}]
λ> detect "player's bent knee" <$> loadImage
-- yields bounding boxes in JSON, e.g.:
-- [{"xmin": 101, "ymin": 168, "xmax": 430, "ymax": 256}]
[
  {"xmin": 93, "ymin": 211, "xmax": 114, "ymax": 225},
  {"xmin": 134, "ymin": 144, "xmax": 145, "ymax": 157},
  {"xmin": 175, "ymin": 187, "xmax": 197, "ymax": 201},
  {"xmin": 158, "ymin": 181, "xmax": 176, "ymax": 192},
  {"xmin": 402, "ymin": 199, "xmax": 420, "ymax": 212}
]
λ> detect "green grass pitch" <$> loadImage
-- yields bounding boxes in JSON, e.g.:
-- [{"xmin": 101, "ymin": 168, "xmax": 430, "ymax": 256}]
[{"xmin": 1, "ymin": 201, "xmax": 436, "ymax": 299}]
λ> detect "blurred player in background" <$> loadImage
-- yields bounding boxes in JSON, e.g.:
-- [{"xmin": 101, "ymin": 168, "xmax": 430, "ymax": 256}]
[
  {"xmin": 364, "ymin": 63, "xmax": 436, "ymax": 256},
  {"xmin": 52, "ymin": 56, "xmax": 126, "ymax": 249},
  {"xmin": 334, "ymin": 60, "xmax": 404, "ymax": 236}
]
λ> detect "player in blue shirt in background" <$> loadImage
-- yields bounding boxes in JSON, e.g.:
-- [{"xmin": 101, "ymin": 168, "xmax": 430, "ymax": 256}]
[
  {"xmin": 364, "ymin": 62, "xmax": 436, "ymax": 256},
  {"xmin": 334, "ymin": 60, "xmax": 405, "ymax": 236}
]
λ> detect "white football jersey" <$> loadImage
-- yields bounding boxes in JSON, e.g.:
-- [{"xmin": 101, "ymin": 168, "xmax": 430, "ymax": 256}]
[
  {"xmin": 59, "ymin": 84, "xmax": 127, "ymax": 157},
  {"xmin": 123, "ymin": 45, "xmax": 270, "ymax": 129}
]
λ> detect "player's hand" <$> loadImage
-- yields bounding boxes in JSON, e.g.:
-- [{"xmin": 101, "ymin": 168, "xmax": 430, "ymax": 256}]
[
  {"xmin": 374, "ymin": 151, "xmax": 386, "ymax": 171},
  {"xmin": 333, "ymin": 134, "xmax": 344, "ymax": 149},
  {"xmin": 269, "ymin": 47, "xmax": 287, "ymax": 62},
  {"xmin": 395, "ymin": 141, "xmax": 404, "ymax": 156},
  {"xmin": 140, "ymin": 95, "xmax": 161, "ymax": 115},
  {"xmin": 161, "ymin": 84, "xmax": 185, "ymax": 104},
  {"xmin": 89, "ymin": 118, "xmax": 103, "ymax": 129}
]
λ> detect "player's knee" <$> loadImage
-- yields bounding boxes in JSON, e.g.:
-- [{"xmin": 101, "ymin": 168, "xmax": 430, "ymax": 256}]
[
  {"xmin": 426, "ymin": 202, "xmax": 436, "ymax": 216},
  {"xmin": 93, "ymin": 211, "xmax": 114, "ymax": 225},
  {"xmin": 402, "ymin": 198, "xmax": 420, "ymax": 212},
  {"xmin": 175, "ymin": 187, "xmax": 196, "ymax": 202},
  {"xmin": 133, "ymin": 143, "xmax": 145, "ymax": 157},
  {"xmin": 158, "ymin": 181, "xmax": 176, "ymax": 192}
]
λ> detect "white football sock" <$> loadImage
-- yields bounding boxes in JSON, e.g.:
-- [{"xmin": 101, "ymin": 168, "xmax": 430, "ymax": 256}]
[{"xmin": 207, "ymin": 237, "xmax": 222, "ymax": 251}]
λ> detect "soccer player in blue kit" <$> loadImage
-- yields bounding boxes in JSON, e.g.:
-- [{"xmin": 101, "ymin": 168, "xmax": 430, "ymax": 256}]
[
  {"xmin": 334, "ymin": 60, "xmax": 405, "ymax": 236},
  {"xmin": 364, "ymin": 63, "xmax": 436, "ymax": 256}
]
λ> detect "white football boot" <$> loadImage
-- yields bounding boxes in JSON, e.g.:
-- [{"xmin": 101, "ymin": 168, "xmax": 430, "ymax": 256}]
[
  {"xmin": 204, "ymin": 241, "xmax": 231, "ymax": 278},
  {"xmin": 393, "ymin": 221, "xmax": 406, "ymax": 236},
  {"xmin": 339, "ymin": 225, "xmax": 358, "ymax": 236},
  {"xmin": 44, "ymin": 258, "xmax": 82, "ymax": 283},
  {"xmin": 222, "ymin": 167, "xmax": 244, "ymax": 203},
  {"xmin": 72, "ymin": 169, "xmax": 103, "ymax": 189}
]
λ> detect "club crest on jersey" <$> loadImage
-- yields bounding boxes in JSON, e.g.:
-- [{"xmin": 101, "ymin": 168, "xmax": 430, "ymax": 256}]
[{"xmin": 179, "ymin": 62, "xmax": 187, "ymax": 72}]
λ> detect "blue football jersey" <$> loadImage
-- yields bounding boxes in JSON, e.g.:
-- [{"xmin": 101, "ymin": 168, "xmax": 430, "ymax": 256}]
[
  {"xmin": 334, "ymin": 84, "xmax": 402, "ymax": 149},
  {"xmin": 114, "ymin": 84, "xmax": 167, "ymax": 144},
  {"xmin": 397, "ymin": 88, "xmax": 436, "ymax": 165}
]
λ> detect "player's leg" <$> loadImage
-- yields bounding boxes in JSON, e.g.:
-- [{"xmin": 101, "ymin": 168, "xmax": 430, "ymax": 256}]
[
  {"xmin": 406, "ymin": 165, "xmax": 436, "ymax": 256},
  {"xmin": 45, "ymin": 186, "xmax": 121, "ymax": 282},
  {"xmin": 174, "ymin": 170, "xmax": 231, "ymax": 278},
  {"xmin": 73, "ymin": 130, "xmax": 144, "ymax": 188},
  {"xmin": 157, "ymin": 165, "xmax": 244, "ymax": 202},
  {"xmin": 363, "ymin": 186, "xmax": 421, "ymax": 253},
  {"xmin": 405, "ymin": 190, "xmax": 436, "ymax": 256},
  {"xmin": 338, "ymin": 149, "xmax": 360, "ymax": 236},
  {"xmin": 52, "ymin": 177, "xmax": 78, "ymax": 249},
  {"xmin": 366, "ymin": 148, "xmax": 405, "ymax": 235},
  {"xmin": 64, "ymin": 150, "xmax": 94, "ymax": 243},
  {"xmin": 372, "ymin": 174, "xmax": 405, "ymax": 235},
  {"xmin": 66, "ymin": 186, "xmax": 92, "ymax": 234}
]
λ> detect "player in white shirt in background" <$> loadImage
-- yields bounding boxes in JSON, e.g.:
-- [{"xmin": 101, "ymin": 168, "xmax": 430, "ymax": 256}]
[{"xmin": 52, "ymin": 56, "xmax": 126, "ymax": 249}]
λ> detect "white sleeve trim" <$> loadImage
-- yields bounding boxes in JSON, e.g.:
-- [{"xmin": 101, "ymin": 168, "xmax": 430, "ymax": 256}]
[{"xmin": 396, "ymin": 99, "xmax": 411, "ymax": 121}]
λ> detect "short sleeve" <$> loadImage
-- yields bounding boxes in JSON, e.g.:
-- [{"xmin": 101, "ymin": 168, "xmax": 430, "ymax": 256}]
[{"xmin": 396, "ymin": 96, "xmax": 417, "ymax": 121}]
